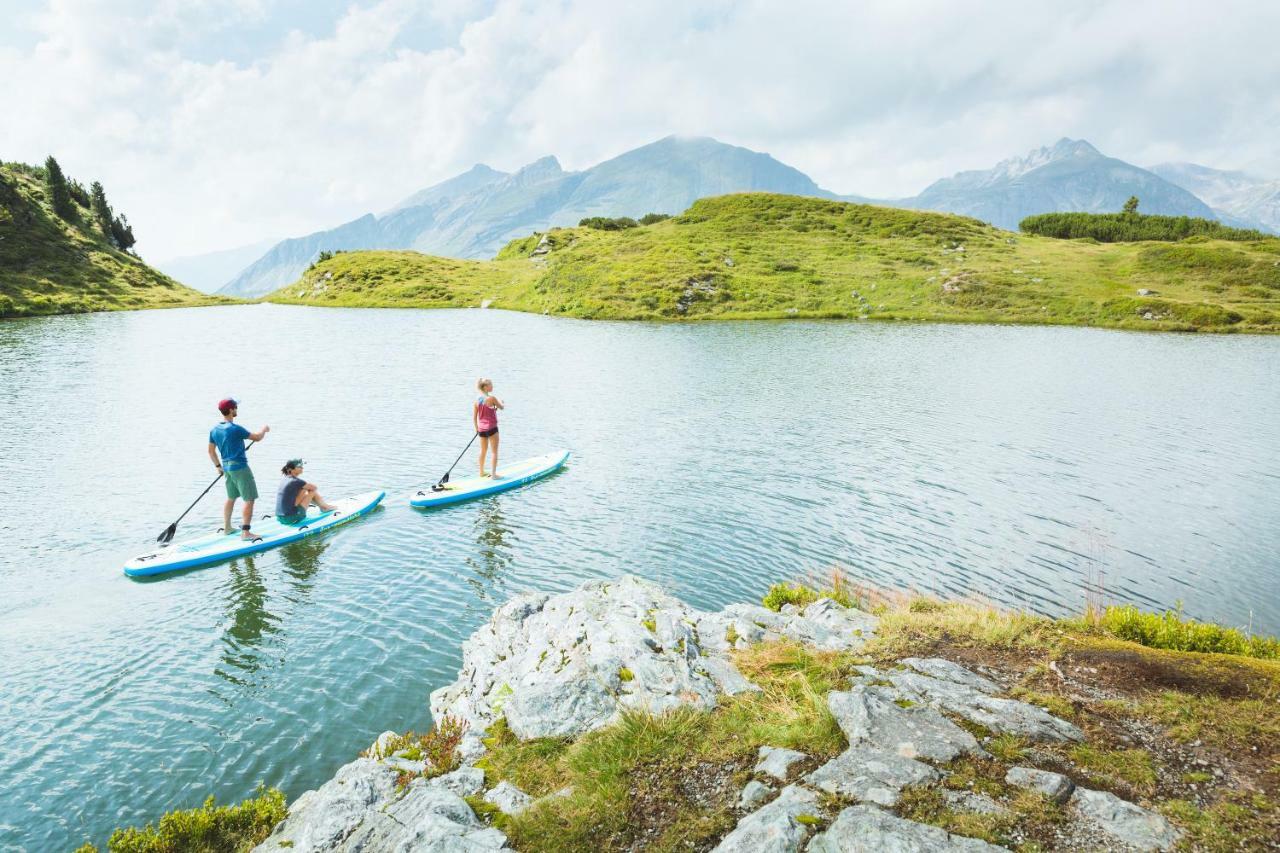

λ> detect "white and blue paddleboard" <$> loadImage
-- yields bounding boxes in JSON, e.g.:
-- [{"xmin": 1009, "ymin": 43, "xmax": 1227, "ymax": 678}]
[
  {"xmin": 409, "ymin": 450, "xmax": 569, "ymax": 509},
  {"xmin": 124, "ymin": 490, "xmax": 385, "ymax": 577}
]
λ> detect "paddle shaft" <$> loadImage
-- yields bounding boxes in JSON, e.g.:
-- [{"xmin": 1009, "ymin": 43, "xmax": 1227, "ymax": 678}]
[
  {"xmin": 436, "ymin": 432, "xmax": 479, "ymax": 487},
  {"xmin": 161, "ymin": 440, "xmax": 256, "ymax": 539}
]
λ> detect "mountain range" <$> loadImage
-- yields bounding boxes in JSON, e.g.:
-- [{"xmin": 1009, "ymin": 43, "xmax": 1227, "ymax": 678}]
[{"xmin": 214, "ymin": 136, "xmax": 1278, "ymax": 297}]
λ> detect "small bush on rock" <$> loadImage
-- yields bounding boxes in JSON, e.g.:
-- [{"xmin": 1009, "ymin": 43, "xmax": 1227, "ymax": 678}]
[{"xmin": 78, "ymin": 786, "xmax": 286, "ymax": 853}]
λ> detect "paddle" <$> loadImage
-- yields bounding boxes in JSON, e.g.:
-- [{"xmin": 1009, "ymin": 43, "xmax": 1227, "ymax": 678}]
[
  {"xmin": 157, "ymin": 440, "xmax": 256, "ymax": 544},
  {"xmin": 426, "ymin": 433, "xmax": 478, "ymax": 493}
]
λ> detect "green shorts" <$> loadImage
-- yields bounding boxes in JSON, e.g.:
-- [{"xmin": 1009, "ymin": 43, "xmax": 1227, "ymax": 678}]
[
  {"xmin": 224, "ymin": 466, "xmax": 259, "ymax": 501},
  {"xmin": 277, "ymin": 511, "xmax": 307, "ymax": 526}
]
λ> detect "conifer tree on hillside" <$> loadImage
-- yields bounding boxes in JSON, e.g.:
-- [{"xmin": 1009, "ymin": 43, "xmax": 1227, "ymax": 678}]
[
  {"xmin": 44, "ymin": 155, "xmax": 75, "ymax": 220},
  {"xmin": 90, "ymin": 181, "xmax": 114, "ymax": 240},
  {"xmin": 1123, "ymin": 196, "xmax": 1140, "ymax": 216},
  {"xmin": 110, "ymin": 213, "xmax": 136, "ymax": 251}
]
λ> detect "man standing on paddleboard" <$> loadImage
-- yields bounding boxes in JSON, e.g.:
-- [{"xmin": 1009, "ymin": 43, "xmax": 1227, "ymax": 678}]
[{"xmin": 208, "ymin": 398, "xmax": 269, "ymax": 539}]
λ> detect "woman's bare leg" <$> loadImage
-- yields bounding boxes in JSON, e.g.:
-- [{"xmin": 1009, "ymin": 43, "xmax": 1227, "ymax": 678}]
[
  {"xmin": 478, "ymin": 435, "xmax": 490, "ymax": 476},
  {"xmin": 490, "ymin": 432, "xmax": 500, "ymax": 478}
]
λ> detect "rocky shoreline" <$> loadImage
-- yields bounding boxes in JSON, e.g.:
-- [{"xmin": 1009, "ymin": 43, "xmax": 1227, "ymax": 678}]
[{"xmin": 252, "ymin": 577, "xmax": 1205, "ymax": 851}]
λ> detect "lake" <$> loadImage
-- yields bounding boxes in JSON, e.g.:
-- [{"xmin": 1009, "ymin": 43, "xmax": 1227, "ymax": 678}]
[{"xmin": 1, "ymin": 304, "xmax": 1277, "ymax": 849}]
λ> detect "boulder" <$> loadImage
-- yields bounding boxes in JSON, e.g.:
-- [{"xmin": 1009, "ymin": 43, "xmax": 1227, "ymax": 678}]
[
  {"xmin": 1072, "ymin": 787, "xmax": 1181, "ymax": 851},
  {"xmin": 430, "ymin": 766, "xmax": 486, "ymax": 798},
  {"xmin": 899, "ymin": 658, "xmax": 1000, "ymax": 694},
  {"xmin": 828, "ymin": 685, "xmax": 984, "ymax": 762},
  {"xmin": 942, "ymin": 790, "xmax": 1008, "ymax": 815},
  {"xmin": 756, "ymin": 746, "xmax": 807, "ymax": 781},
  {"xmin": 333, "ymin": 784, "xmax": 507, "ymax": 851},
  {"xmin": 1004, "ymin": 766, "xmax": 1074, "ymax": 804},
  {"xmin": 884, "ymin": 670, "xmax": 1083, "ymax": 743},
  {"xmin": 738, "ymin": 779, "xmax": 773, "ymax": 811},
  {"xmin": 253, "ymin": 758, "xmax": 508, "ymax": 852},
  {"xmin": 483, "ymin": 780, "xmax": 533, "ymax": 816},
  {"xmin": 804, "ymin": 745, "xmax": 940, "ymax": 806},
  {"xmin": 695, "ymin": 598, "xmax": 878, "ymax": 656},
  {"xmin": 711, "ymin": 784, "xmax": 822, "ymax": 853},
  {"xmin": 807, "ymin": 804, "xmax": 1004, "ymax": 852},
  {"xmin": 431, "ymin": 577, "xmax": 744, "ymax": 740}
]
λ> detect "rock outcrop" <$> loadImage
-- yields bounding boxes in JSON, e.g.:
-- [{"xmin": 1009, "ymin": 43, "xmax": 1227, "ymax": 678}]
[
  {"xmin": 259, "ymin": 576, "xmax": 1185, "ymax": 852},
  {"xmin": 254, "ymin": 757, "xmax": 508, "ymax": 852}
]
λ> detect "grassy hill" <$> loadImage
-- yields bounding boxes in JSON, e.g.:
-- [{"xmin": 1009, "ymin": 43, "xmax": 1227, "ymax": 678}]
[
  {"xmin": 268, "ymin": 193, "xmax": 1280, "ymax": 333},
  {"xmin": 0, "ymin": 162, "xmax": 223, "ymax": 318}
]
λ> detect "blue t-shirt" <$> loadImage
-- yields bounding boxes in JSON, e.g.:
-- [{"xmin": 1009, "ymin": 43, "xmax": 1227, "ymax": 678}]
[{"xmin": 209, "ymin": 422, "xmax": 251, "ymax": 471}]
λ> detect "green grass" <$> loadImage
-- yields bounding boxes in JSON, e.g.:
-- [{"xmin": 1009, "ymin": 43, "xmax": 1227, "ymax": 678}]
[
  {"xmin": 1, "ymin": 163, "xmax": 225, "ymax": 319},
  {"xmin": 74, "ymin": 787, "xmax": 286, "ymax": 852},
  {"xmin": 1096, "ymin": 604, "xmax": 1280, "ymax": 659},
  {"xmin": 477, "ymin": 641, "xmax": 850, "ymax": 851},
  {"xmin": 1068, "ymin": 744, "xmax": 1158, "ymax": 794},
  {"xmin": 266, "ymin": 192, "xmax": 1280, "ymax": 333}
]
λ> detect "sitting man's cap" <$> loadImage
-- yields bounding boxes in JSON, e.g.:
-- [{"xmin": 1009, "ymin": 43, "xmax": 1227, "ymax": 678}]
[{"xmin": 285, "ymin": 458, "xmax": 304, "ymax": 469}]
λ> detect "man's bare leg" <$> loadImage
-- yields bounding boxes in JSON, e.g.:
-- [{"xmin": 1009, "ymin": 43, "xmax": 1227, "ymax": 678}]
[
  {"xmin": 224, "ymin": 498, "xmax": 236, "ymax": 534},
  {"xmin": 241, "ymin": 499, "xmax": 256, "ymax": 539}
]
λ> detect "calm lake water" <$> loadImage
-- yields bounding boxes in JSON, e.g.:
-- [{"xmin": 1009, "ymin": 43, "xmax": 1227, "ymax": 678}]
[{"xmin": 1, "ymin": 304, "xmax": 1277, "ymax": 849}]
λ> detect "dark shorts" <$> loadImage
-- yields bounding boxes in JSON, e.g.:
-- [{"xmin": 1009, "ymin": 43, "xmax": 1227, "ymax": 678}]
[
  {"xmin": 277, "ymin": 510, "xmax": 307, "ymax": 526},
  {"xmin": 479, "ymin": 427, "xmax": 499, "ymax": 438}
]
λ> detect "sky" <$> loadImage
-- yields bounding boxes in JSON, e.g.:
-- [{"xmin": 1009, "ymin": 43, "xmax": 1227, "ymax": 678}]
[{"xmin": 3, "ymin": 0, "xmax": 1279, "ymax": 262}]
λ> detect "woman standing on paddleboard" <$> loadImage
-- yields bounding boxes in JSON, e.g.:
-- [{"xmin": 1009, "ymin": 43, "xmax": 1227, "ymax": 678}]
[{"xmin": 474, "ymin": 378, "xmax": 504, "ymax": 478}]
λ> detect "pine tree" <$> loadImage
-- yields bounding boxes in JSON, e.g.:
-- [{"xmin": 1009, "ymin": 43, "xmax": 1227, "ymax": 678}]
[
  {"xmin": 44, "ymin": 155, "xmax": 75, "ymax": 220},
  {"xmin": 90, "ymin": 181, "xmax": 114, "ymax": 241},
  {"xmin": 110, "ymin": 213, "xmax": 136, "ymax": 251},
  {"xmin": 1122, "ymin": 196, "xmax": 1140, "ymax": 216}
]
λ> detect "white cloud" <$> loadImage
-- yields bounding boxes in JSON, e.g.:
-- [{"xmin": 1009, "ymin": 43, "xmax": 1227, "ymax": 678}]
[{"xmin": 2, "ymin": 0, "xmax": 1277, "ymax": 260}]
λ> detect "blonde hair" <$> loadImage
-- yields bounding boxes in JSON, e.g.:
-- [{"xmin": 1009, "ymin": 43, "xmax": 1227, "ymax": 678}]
[{"xmin": 477, "ymin": 377, "xmax": 492, "ymax": 391}]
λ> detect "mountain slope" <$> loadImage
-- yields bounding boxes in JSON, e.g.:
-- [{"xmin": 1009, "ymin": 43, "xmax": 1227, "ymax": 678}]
[
  {"xmin": 0, "ymin": 162, "xmax": 222, "ymax": 318},
  {"xmin": 907, "ymin": 139, "xmax": 1216, "ymax": 229},
  {"xmin": 268, "ymin": 193, "xmax": 1280, "ymax": 333},
  {"xmin": 153, "ymin": 239, "xmax": 277, "ymax": 293},
  {"xmin": 1148, "ymin": 162, "xmax": 1280, "ymax": 234},
  {"xmin": 223, "ymin": 137, "xmax": 837, "ymax": 297}
]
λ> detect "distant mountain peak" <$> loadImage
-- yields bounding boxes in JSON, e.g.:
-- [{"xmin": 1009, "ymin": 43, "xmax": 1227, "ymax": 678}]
[
  {"xmin": 513, "ymin": 155, "xmax": 564, "ymax": 178},
  {"xmin": 986, "ymin": 138, "xmax": 1103, "ymax": 184}
]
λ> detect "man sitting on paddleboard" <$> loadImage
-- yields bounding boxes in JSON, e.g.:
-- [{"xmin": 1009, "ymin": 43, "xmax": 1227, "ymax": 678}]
[
  {"xmin": 276, "ymin": 459, "xmax": 337, "ymax": 525},
  {"xmin": 474, "ymin": 378, "xmax": 505, "ymax": 478},
  {"xmin": 208, "ymin": 398, "xmax": 269, "ymax": 539}
]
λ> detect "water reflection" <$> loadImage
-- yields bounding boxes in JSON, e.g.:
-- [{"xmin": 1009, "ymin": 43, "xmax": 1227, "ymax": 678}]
[
  {"xmin": 279, "ymin": 537, "xmax": 328, "ymax": 597},
  {"xmin": 464, "ymin": 501, "xmax": 513, "ymax": 605},
  {"xmin": 215, "ymin": 556, "xmax": 280, "ymax": 688}
]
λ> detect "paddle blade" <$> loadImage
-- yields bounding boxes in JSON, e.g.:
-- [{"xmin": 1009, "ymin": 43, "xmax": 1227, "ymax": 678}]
[{"xmin": 157, "ymin": 523, "xmax": 176, "ymax": 544}]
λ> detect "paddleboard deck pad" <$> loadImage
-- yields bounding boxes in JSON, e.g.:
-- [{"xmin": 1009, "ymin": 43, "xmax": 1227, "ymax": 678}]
[
  {"xmin": 410, "ymin": 450, "xmax": 569, "ymax": 509},
  {"xmin": 125, "ymin": 490, "xmax": 385, "ymax": 577}
]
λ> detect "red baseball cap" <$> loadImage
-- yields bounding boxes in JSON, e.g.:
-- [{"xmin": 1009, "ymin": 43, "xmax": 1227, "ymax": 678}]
[{"xmin": 217, "ymin": 398, "xmax": 238, "ymax": 414}]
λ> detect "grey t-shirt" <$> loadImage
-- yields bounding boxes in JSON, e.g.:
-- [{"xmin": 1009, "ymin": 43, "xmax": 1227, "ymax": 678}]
[{"xmin": 276, "ymin": 475, "xmax": 306, "ymax": 516}]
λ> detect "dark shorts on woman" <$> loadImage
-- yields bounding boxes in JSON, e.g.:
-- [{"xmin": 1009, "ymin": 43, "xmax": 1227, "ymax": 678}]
[{"xmin": 479, "ymin": 427, "xmax": 499, "ymax": 438}]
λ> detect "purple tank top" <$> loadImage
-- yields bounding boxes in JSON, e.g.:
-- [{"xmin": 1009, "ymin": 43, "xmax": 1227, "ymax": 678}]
[{"xmin": 476, "ymin": 395, "xmax": 498, "ymax": 431}]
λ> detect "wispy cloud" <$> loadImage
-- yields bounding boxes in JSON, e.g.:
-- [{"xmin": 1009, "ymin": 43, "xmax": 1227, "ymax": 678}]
[{"xmin": 4, "ymin": 0, "xmax": 1277, "ymax": 259}]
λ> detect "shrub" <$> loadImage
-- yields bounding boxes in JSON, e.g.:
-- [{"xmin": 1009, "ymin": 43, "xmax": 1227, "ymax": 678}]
[
  {"xmin": 639, "ymin": 212, "xmax": 671, "ymax": 225},
  {"xmin": 578, "ymin": 216, "xmax": 638, "ymax": 231},
  {"xmin": 83, "ymin": 786, "xmax": 287, "ymax": 852},
  {"xmin": 1020, "ymin": 211, "xmax": 1270, "ymax": 243},
  {"xmin": 1099, "ymin": 604, "xmax": 1280, "ymax": 659},
  {"xmin": 368, "ymin": 716, "xmax": 469, "ymax": 778}
]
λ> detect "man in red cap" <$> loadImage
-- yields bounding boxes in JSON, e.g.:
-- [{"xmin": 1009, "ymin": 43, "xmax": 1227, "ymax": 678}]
[{"xmin": 207, "ymin": 398, "xmax": 270, "ymax": 539}]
